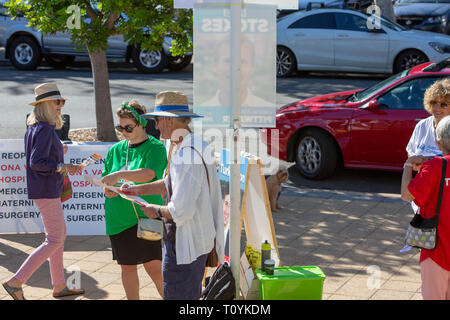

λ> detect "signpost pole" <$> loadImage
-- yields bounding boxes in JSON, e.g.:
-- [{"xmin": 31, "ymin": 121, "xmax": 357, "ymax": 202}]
[{"xmin": 229, "ymin": 0, "xmax": 242, "ymax": 300}]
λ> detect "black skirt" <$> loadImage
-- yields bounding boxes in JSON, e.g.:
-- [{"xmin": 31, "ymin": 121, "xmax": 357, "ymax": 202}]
[{"xmin": 109, "ymin": 224, "xmax": 162, "ymax": 265}]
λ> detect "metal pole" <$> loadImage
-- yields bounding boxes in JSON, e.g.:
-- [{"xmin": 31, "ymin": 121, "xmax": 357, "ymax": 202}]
[{"xmin": 229, "ymin": 0, "xmax": 242, "ymax": 300}]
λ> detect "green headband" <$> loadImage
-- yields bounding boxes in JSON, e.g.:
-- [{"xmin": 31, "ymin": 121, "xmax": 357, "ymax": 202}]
[{"xmin": 121, "ymin": 102, "xmax": 148, "ymax": 127}]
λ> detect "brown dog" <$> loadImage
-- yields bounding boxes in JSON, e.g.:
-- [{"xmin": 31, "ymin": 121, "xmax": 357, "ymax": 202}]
[{"xmin": 266, "ymin": 168, "xmax": 289, "ymax": 212}]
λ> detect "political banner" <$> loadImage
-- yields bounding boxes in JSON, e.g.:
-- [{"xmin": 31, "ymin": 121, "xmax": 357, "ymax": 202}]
[{"xmin": 0, "ymin": 140, "xmax": 114, "ymax": 235}]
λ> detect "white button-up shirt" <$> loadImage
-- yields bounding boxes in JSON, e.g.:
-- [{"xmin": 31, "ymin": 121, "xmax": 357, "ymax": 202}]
[{"xmin": 164, "ymin": 133, "xmax": 224, "ymax": 265}]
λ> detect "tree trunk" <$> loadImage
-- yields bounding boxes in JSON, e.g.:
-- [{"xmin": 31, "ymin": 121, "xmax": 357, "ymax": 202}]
[
  {"xmin": 375, "ymin": 0, "xmax": 396, "ymax": 22},
  {"xmin": 88, "ymin": 48, "xmax": 118, "ymax": 142}
]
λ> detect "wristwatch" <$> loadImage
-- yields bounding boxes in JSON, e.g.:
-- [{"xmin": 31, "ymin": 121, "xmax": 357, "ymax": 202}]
[
  {"xmin": 156, "ymin": 206, "xmax": 163, "ymax": 219},
  {"xmin": 56, "ymin": 162, "xmax": 64, "ymax": 173}
]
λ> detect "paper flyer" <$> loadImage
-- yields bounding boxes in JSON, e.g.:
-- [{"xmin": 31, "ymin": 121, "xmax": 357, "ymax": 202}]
[{"xmin": 83, "ymin": 175, "xmax": 150, "ymax": 206}]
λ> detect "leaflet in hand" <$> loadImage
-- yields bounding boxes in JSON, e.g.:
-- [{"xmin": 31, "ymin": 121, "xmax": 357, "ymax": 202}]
[
  {"xmin": 83, "ymin": 175, "xmax": 149, "ymax": 206},
  {"xmin": 80, "ymin": 153, "xmax": 102, "ymax": 168}
]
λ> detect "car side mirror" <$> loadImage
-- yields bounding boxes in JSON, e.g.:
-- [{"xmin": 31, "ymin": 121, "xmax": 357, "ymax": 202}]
[
  {"xmin": 367, "ymin": 27, "xmax": 384, "ymax": 34},
  {"xmin": 368, "ymin": 99, "xmax": 379, "ymax": 111}
]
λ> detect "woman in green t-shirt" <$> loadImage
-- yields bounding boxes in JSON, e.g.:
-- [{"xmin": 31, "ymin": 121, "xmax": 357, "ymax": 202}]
[{"xmin": 101, "ymin": 100, "xmax": 167, "ymax": 300}]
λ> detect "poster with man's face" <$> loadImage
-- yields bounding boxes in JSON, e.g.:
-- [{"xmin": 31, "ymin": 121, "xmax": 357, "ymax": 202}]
[
  {"xmin": 174, "ymin": 0, "xmax": 298, "ymax": 9},
  {"xmin": 193, "ymin": 3, "xmax": 277, "ymax": 128}
]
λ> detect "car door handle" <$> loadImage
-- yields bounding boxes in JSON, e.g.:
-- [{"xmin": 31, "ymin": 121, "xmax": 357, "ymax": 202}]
[
  {"xmin": 295, "ymin": 33, "xmax": 305, "ymax": 37},
  {"xmin": 337, "ymin": 34, "xmax": 349, "ymax": 38}
]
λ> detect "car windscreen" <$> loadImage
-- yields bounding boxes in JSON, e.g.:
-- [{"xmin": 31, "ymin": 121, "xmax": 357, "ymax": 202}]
[
  {"xmin": 380, "ymin": 16, "xmax": 408, "ymax": 31},
  {"xmin": 348, "ymin": 70, "xmax": 409, "ymax": 102}
]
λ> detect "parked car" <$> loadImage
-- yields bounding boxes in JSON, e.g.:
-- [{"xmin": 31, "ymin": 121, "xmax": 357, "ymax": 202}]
[
  {"xmin": 261, "ymin": 58, "xmax": 450, "ymax": 179},
  {"xmin": 276, "ymin": 8, "xmax": 450, "ymax": 77},
  {"xmin": 345, "ymin": 0, "xmax": 374, "ymax": 11},
  {"xmin": 277, "ymin": 0, "xmax": 347, "ymax": 19},
  {"xmin": 0, "ymin": 1, "xmax": 191, "ymax": 72},
  {"xmin": 394, "ymin": 0, "xmax": 450, "ymax": 35}
]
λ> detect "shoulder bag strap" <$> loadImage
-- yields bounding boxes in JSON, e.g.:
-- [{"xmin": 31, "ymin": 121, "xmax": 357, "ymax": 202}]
[
  {"xmin": 435, "ymin": 157, "xmax": 447, "ymax": 222},
  {"xmin": 185, "ymin": 146, "xmax": 210, "ymax": 192}
]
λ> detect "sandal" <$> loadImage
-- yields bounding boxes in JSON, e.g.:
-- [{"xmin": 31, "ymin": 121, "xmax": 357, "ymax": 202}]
[
  {"xmin": 2, "ymin": 282, "xmax": 26, "ymax": 300},
  {"xmin": 53, "ymin": 286, "xmax": 85, "ymax": 298}
]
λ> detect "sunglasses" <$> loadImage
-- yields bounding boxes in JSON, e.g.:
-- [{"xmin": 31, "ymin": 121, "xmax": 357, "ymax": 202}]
[
  {"xmin": 54, "ymin": 99, "xmax": 65, "ymax": 106},
  {"xmin": 115, "ymin": 124, "xmax": 138, "ymax": 133},
  {"xmin": 432, "ymin": 101, "xmax": 449, "ymax": 109}
]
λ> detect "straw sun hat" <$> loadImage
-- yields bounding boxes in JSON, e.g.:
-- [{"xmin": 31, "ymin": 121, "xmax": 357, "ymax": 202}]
[
  {"xmin": 142, "ymin": 91, "xmax": 202, "ymax": 118},
  {"xmin": 29, "ymin": 83, "xmax": 67, "ymax": 106}
]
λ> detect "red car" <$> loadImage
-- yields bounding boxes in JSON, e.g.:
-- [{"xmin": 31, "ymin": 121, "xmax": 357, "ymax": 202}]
[{"xmin": 261, "ymin": 59, "xmax": 450, "ymax": 179}]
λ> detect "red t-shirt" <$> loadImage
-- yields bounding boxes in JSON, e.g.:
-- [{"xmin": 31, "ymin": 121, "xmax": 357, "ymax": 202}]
[{"xmin": 408, "ymin": 155, "xmax": 450, "ymax": 270}]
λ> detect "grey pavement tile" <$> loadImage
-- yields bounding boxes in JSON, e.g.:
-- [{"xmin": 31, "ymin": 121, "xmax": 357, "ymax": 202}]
[
  {"xmin": 369, "ymin": 289, "xmax": 415, "ymax": 300},
  {"xmin": 321, "ymin": 275, "xmax": 352, "ymax": 294},
  {"xmin": 334, "ymin": 282, "xmax": 379, "ymax": 299},
  {"xmin": 63, "ymin": 250, "xmax": 97, "ymax": 261},
  {"xmin": 381, "ymin": 279, "xmax": 421, "ymax": 292},
  {"xmin": 80, "ymin": 252, "xmax": 113, "ymax": 265},
  {"xmin": 327, "ymin": 293, "xmax": 368, "ymax": 300},
  {"xmin": 410, "ymin": 292, "xmax": 423, "ymax": 300},
  {"xmin": 68, "ymin": 260, "xmax": 109, "ymax": 273}
]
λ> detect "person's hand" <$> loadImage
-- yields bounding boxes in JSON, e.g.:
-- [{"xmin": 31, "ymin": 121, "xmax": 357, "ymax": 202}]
[
  {"xmin": 62, "ymin": 144, "xmax": 68, "ymax": 155},
  {"xmin": 120, "ymin": 183, "xmax": 139, "ymax": 196},
  {"xmin": 140, "ymin": 204, "xmax": 158, "ymax": 219},
  {"xmin": 64, "ymin": 164, "xmax": 82, "ymax": 175},
  {"xmin": 103, "ymin": 187, "xmax": 118, "ymax": 198},
  {"xmin": 406, "ymin": 155, "xmax": 427, "ymax": 171},
  {"xmin": 102, "ymin": 172, "xmax": 121, "ymax": 186}
]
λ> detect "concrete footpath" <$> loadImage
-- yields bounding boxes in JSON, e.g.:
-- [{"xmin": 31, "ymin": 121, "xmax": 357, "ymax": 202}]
[{"xmin": 0, "ymin": 186, "xmax": 422, "ymax": 300}]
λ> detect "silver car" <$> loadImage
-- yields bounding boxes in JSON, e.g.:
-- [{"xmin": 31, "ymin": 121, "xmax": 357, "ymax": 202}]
[
  {"xmin": 277, "ymin": 8, "xmax": 450, "ymax": 77},
  {"xmin": 0, "ymin": 1, "xmax": 191, "ymax": 72}
]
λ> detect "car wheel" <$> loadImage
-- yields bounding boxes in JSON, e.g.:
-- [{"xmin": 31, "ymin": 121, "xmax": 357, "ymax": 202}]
[
  {"xmin": 394, "ymin": 50, "xmax": 428, "ymax": 73},
  {"xmin": 277, "ymin": 46, "xmax": 296, "ymax": 77},
  {"xmin": 295, "ymin": 128, "xmax": 337, "ymax": 179},
  {"xmin": 9, "ymin": 36, "xmax": 42, "ymax": 70},
  {"xmin": 167, "ymin": 54, "xmax": 192, "ymax": 71},
  {"xmin": 44, "ymin": 55, "xmax": 75, "ymax": 69},
  {"xmin": 132, "ymin": 46, "xmax": 167, "ymax": 74}
]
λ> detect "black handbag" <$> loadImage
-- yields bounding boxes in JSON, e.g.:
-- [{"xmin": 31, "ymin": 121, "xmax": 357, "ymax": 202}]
[{"xmin": 404, "ymin": 157, "xmax": 447, "ymax": 250}]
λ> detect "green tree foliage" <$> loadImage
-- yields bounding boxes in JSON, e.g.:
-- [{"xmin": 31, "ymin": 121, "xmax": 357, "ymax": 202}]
[{"xmin": 6, "ymin": 0, "xmax": 193, "ymax": 141}]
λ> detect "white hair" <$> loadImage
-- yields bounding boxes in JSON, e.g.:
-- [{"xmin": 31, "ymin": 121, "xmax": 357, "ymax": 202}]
[{"xmin": 436, "ymin": 115, "xmax": 450, "ymax": 153}]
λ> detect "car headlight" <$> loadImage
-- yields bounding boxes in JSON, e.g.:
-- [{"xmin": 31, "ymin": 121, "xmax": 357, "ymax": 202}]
[
  {"xmin": 429, "ymin": 42, "xmax": 450, "ymax": 54},
  {"xmin": 426, "ymin": 16, "xmax": 444, "ymax": 24}
]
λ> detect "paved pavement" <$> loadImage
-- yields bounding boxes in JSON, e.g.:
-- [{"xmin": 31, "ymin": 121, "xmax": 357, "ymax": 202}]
[{"xmin": 0, "ymin": 184, "xmax": 423, "ymax": 300}]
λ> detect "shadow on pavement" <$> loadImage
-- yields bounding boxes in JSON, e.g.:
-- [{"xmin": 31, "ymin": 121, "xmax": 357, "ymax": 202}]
[
  {"xmin": 286, "ymin": 164, "xmax": 402, "ymax": 195},
  {"xmin": 0, "ymin": 234, "xmax": 109, "ymax": 299}
]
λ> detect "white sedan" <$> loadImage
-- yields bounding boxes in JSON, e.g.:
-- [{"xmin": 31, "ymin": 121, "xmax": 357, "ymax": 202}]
[{"xmin": 277, "ymin": 8, "xmax": 450, "ymax": 77}]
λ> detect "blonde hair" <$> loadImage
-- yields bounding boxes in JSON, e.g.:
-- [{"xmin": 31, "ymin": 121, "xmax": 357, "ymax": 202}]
[
  {"xmin": 423, "ymin": 78, "xmax": 450, "ymax": 114},
  {"xmin": 27, "ymin": 101, "xmax": 64, "ymax": 130}
]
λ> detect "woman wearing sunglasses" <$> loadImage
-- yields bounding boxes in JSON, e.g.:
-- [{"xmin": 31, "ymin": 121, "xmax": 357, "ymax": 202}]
[
  {"xmin": 2, "ymin": 83, "xmax": 84, "ymax": 300},
  {"xmin": 101, "ymin": 100, "xmax": 167, "ymax": 300}
]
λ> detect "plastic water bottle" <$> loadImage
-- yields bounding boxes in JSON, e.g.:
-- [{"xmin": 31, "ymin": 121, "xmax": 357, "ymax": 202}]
[{"xmin": 261, "ymin": 240, "xmax": 271, "ymax": 271}]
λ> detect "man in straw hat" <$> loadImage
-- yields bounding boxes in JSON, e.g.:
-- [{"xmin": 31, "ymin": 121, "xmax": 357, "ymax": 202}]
[{"xmin": 120, "ymin": 91, "xmax": 224, "ymax": 300}]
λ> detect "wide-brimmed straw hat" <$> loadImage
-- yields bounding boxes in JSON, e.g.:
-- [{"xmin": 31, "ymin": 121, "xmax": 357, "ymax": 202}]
[
  {"xmin": 29, "ymin": 83, "xmax": 67, "ymax": 106},
  {"xmin": 142, "ymin": 91, "xmax": 202, "ymax": 118}
]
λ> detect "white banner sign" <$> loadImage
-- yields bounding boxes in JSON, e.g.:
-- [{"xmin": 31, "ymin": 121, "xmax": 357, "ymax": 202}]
[{"xmin": 0, "ymin": 140, "xmax": 114, "ymax": 235}]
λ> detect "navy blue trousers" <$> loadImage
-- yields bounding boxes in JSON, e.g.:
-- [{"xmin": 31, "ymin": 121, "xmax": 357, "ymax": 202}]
[{"xmin": 162, "ymin": 241, "xmax": 208, "ymax": 300}]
